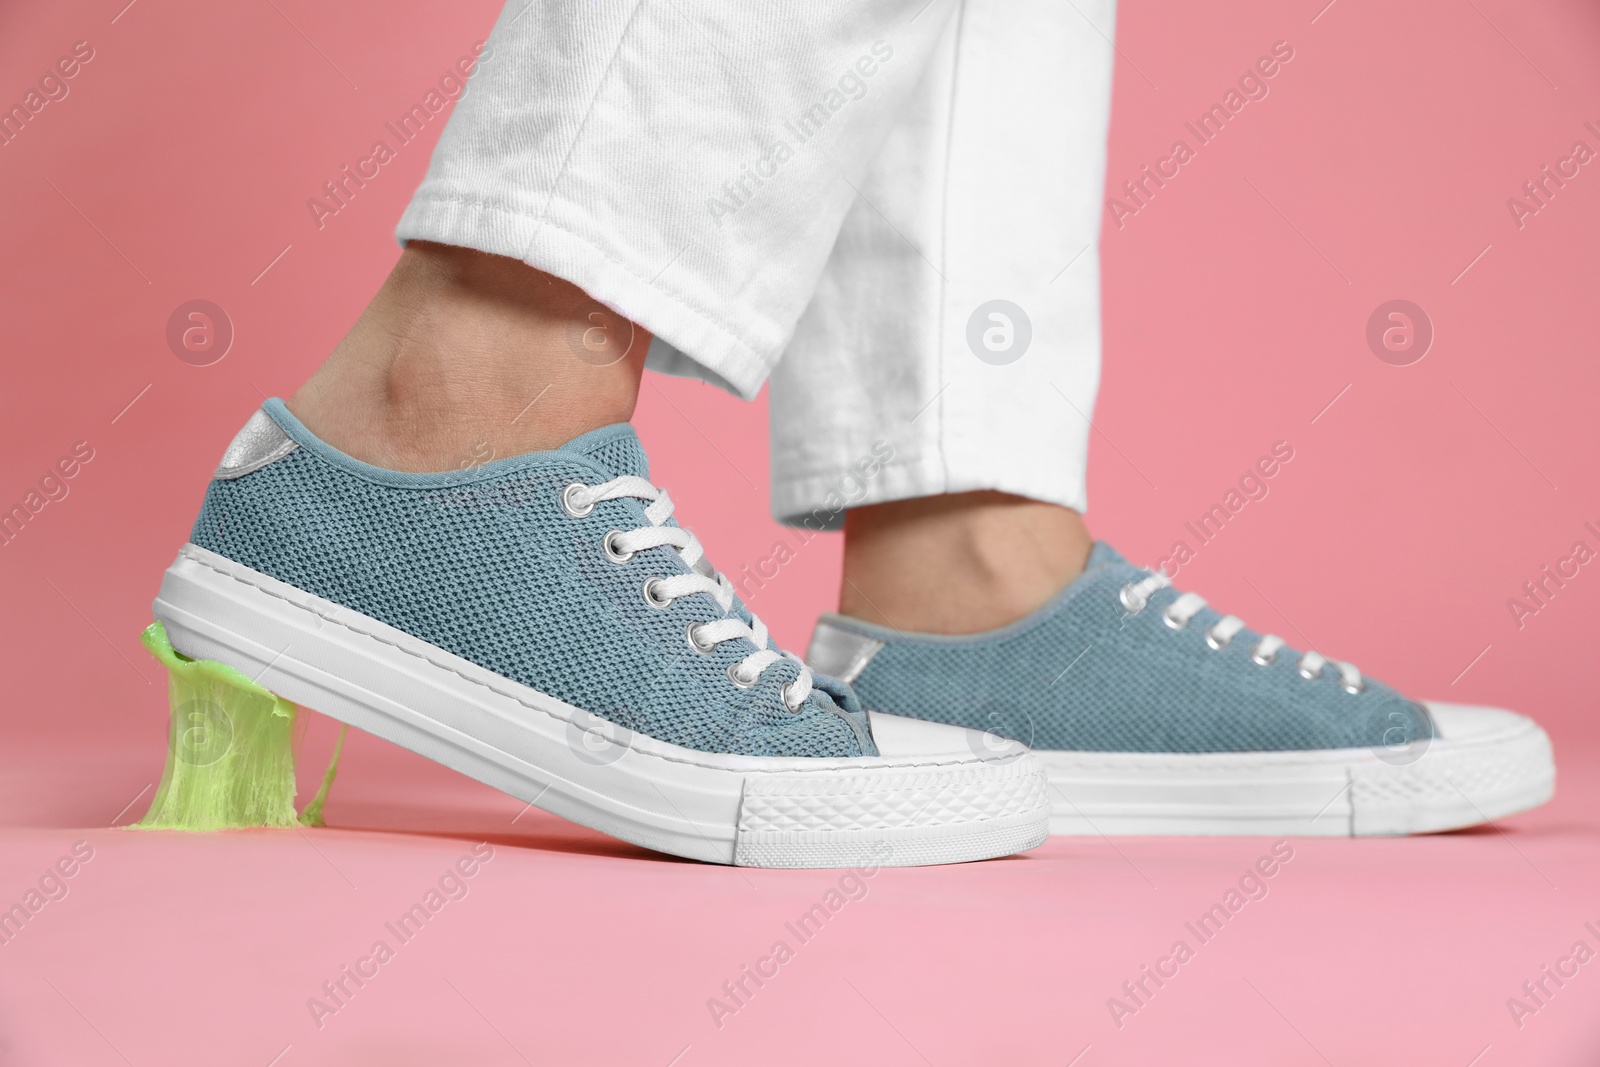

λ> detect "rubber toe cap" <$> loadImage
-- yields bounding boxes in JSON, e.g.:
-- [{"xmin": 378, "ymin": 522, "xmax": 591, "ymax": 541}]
[
  {"xmin": 1423, "ymin": 702, "xmax": 1537, "ymax": 742},
  {"xmin": 867, "ymin": 711, "xmax": 1031, "ymax": 762}
]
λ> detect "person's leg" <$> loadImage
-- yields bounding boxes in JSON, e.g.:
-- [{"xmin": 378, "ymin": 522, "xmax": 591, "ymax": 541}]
[
  {"xmin": 794, "ymin": 1, "xmax": 1552, "ymax": 839},
  {"xmin": 765, "ymin": 0, "xmax": 1111, "ymax": 635},
  {"xmin": 149, "ymin": 0, "xmax": 1057, "ymax": 866},
  {"xmin": 293, "ymin": 0, "xmax": 962, "ymax": 473},
  {"xmin": 394, "ymin": 0, "xmax": 963, "ymax": 404},
  {"xmin": 288, "ymin": 241, "xmax": 649, "ymax": 471},
  {"xmin": 837, "ymin": 493, "xmax": 1091, "ymax": 633}
]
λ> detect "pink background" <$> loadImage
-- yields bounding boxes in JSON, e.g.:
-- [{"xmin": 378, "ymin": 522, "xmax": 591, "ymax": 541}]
[{"xmin": 3, "ymin": 0, "xmax": 1598, "ymax": 1064}]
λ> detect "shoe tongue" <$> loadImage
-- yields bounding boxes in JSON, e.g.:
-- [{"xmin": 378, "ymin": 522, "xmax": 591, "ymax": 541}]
[
  {"xmin": 1086, "ymin": 541, "xmax": 1130, "ymax": 570},
  {"xmin": 558, "ymin": 424, "xmax": 650, "ymax": 480}
]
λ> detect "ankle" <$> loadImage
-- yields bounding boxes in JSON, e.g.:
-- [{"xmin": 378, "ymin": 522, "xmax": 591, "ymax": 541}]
[
  {"xmin": 838, "ymin": 492, "xmax": 1092, "ymax": 635},
  {"xmin": 287, "ymin": 241, "xmax": 649, "ymax": 472}
]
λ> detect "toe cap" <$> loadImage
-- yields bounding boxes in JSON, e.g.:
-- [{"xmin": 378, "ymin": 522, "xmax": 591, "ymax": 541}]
[
  {"xmin": 1424, "ymin": 701, "xmax": 1538, "ymax": 742},
  {"xmin": 867, "ymin": 712, "xmax": 1030, "ymax": 762}
]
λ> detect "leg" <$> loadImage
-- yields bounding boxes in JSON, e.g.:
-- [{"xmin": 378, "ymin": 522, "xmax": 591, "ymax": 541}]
[
  {"xmin": 765, "ymin": 0, "xmax": 1112, "ymax": 634},
  {"xmin": 146, "ymin": 0, "xmax": 1057, "ymax": 866},
  {"xmin": 396, "ymin": 0, "xmax": 965, "ymax": 400},
  {"xmin": 797, "ymin": 3, "xmax": 1552, "ymax": 840},
  {"xmin": 838, "ymin": 492, "xmax": 1091, "ymax": 633},
  {"xmin": 288, "ymin": 241, "xmax": 650, "ymax": 471},
  {"xmin": 294, "ymin": 0, "xmax": 964, "ymax": 471}
]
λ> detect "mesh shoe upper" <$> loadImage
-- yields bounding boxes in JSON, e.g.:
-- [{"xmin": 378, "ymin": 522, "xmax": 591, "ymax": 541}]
[
  {"xmin": 816, "ymin": 542, "xmax": 1434, "ymax": 754},
  {"xmin": 190, "ymin": 401, "xmax": 872, "ymax": 759}
]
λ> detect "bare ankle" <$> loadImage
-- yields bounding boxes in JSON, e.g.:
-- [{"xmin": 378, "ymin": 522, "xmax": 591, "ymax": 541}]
[
  {"xmin": 287, "ymin": 241, "xmax": 649, "ymax": 472},
  {"xmin": 839, "ymin": 492, "xmax": 1092, "ymax": 634}
]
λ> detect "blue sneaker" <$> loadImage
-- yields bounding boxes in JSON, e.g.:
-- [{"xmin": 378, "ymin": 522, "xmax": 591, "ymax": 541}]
[
  {"xmin": 153, "ymin": 402, "xmax": 1049, "ymax": 867},
  {"xmin": 808, "ymin": 543, "xmax": 1554, "ymax": 836}
]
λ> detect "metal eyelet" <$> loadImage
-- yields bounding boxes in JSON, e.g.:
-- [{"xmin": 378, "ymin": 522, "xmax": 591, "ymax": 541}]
[
  {"xmin": 1298, "ymin": 663, "xmax": 1323, "ymax": 681},
  {"xmin": 1162, "ymin": 608, "xmax": 1187, "ymax": 630},
  {"xmin": 686, "ymin": 624, "xmax": 716, "ymax": 655},
  {"xmin": 781, "ymin": 683, "xmax": 804, "ymax": 712},
  {"xmin": 1341, "ymin": 677, "xmax": 1365, "ymax": 695},
  {"xmin": 603, "ymin": 531, "xmax": 634, "ymax": 564},
  {"xmin": 726, "ymin": 663, "xmax": 759, "ymax": 689},
  {"xmin": 1250, "ymin": 646, "xmax": 1277, "ymax": 667},
  {"xmin": 561, "ymin": 483, "xmax": 593, "ymax": 518},
  {"xmin": 1119, "ymin": 586, "xmax": 1147, "ymax": 613},
  {"xmin": 1204, "ymin": 627, "xmax": 1231, "ymax": 651},
  {"xmin": 642, "ymin": 577, "xmax": 672, "ymax": 610}
]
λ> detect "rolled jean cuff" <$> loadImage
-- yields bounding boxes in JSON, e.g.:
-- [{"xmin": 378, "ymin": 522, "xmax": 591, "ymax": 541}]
[
  {"xmin": 396, "ymin": 193, "xmax": 777, "ymax": 399},
  {"xmin": 771, "ymin": 446, "xmax": 1091, "ymax": 531}
]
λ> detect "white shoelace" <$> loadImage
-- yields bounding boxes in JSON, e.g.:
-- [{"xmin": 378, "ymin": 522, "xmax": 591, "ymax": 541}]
[
  {"xmin": 1119, "ymin": 571, "xmax": 1364, "ymax": 694},
  {"xmin": 563, "ymin": 476, "xmax": 813, "ymax": 712}
]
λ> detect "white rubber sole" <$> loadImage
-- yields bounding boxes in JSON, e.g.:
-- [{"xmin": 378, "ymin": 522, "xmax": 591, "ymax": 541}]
[
  {"xmin": 1038, "ymin": 704, "xmax": 1555, "ymax": 836},
  {"xmin": 153, "ymin": 545, "xmax": 1050, "ymax": 867}
]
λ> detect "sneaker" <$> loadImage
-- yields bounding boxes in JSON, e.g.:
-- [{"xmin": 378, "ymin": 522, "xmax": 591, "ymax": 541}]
[
  {"xmin": 152, "ymin": 402, "xmax": 1049, "ymax": 866},
  {"xmin": 808, "ymin": 542, "xmax": 1555, "ymax": 836}
]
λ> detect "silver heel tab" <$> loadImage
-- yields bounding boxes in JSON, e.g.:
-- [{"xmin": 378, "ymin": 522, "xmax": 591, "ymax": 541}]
[
  {"xmin": 806, "ymin": 619, "xmax": 885, "ymax": 684},
  {"xmin": 214, "ymin": 409, "xmax": 298, "ymax": 479}
]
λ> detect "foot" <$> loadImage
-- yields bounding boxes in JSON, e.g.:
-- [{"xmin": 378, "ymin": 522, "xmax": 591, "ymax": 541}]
[
  {"xmin": 809, "ymin": 542, "xmax": 1555, "ymax": 836},
  {"xmin": 153, "ymin": 402, "xmax": 1049, "ymax": 866}
]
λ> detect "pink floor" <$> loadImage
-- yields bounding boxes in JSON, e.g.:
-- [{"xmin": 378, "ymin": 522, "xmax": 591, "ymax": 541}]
[
  {"xmin": 7, "ymin": 0, "xmax": 1600, "ymax": 1061},
  {"xmin": 3, "ymin": 725, "xmax": 1598, "ymax": 1066}
]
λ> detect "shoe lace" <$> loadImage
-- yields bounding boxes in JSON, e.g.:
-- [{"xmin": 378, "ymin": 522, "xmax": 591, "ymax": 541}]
[
  {"xmin": 563, "ymin": 476, "xmax": 813, "ymax": 712},
  {"xmin": 1118, "ymin": 570, "xmax": 1365, "ymax": 694}
]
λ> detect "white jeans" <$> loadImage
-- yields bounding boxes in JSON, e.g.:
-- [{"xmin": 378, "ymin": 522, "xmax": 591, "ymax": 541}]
[{"xmin": 397, "ymin": 0, "xmax": 1115, "ymax": 526}]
